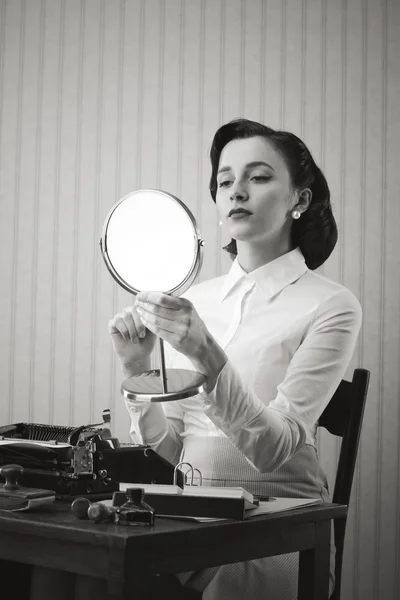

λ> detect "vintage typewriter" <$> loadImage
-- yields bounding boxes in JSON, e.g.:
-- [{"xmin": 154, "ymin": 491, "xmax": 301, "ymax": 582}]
[{"xmin": 0, "ymin": 410, "xmax": 183, "ymax": 499}]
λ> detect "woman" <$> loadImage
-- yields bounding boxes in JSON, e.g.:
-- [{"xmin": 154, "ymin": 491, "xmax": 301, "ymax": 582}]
[{"xmin": 109, "ymin": 118, "xmax": 362, "ymax": 599}]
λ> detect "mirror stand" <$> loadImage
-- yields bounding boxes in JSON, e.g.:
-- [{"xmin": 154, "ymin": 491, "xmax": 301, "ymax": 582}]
[
  {"xmin": 121, "ymin": 338, "xmax": 207, "ymax": 403},
  {"xmin": 158, "ymin": 336, "xmax": 168, "ymax": 393}
]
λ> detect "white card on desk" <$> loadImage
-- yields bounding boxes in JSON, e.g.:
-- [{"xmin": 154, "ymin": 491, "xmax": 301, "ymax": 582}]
[
  {"xmin": 157, "ymin": 514, "xmax": 226, "ymax": 523},
  {"xmin": 244, "ymin": 497, "xmax": 323, "ymax": 519},
  {"xmin": 182, "ymin": 485, "xmax": 254, "ymax": 503}
]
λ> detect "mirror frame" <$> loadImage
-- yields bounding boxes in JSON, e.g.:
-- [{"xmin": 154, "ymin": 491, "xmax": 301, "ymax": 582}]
[{"xmin": 99, "ymin": 189, "xmax": 204, "ymax": 297}]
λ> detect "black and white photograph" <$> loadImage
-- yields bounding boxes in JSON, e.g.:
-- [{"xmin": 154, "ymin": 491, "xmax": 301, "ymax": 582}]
[{"xmin": 0, "ymin": 1, "xmax": 399, "ymax": 599}]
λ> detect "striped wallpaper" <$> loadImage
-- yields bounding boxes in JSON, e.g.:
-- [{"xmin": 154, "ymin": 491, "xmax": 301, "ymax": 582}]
[{"xmin": 0, "ymin": 1, "xmax": 399, "ymax": 598}]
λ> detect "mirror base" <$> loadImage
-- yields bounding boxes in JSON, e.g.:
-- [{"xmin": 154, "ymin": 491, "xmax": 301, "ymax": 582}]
[{"xmin": 121, "ymin": 369, "xmax": 207, "ymax": 403}]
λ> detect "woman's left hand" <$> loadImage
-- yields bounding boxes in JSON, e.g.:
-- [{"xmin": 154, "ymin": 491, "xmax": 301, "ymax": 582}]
[{"xmin": 134, "ymin": 291, "xmax": 227, "ymax": 383}]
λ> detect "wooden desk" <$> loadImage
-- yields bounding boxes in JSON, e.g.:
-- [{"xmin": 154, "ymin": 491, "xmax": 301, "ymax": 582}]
[{"xmin": 0, "ymin": 500, "xmax": 346, "ymax": 599}]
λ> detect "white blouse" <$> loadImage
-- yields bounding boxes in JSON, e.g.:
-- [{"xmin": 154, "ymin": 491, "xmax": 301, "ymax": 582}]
[{"xmin": 124, "ymin": 248, "xmax": 362, "ymax": 473}]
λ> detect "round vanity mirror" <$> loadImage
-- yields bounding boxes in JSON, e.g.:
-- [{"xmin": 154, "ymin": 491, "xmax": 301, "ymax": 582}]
[{"xmin": 100, "ymin": 189, "xmax": 206, "ymax": 402}]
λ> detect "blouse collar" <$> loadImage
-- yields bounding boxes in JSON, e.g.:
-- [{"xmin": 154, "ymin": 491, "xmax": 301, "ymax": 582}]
[{"xmin": 220, "ymin": 247, "xmax": 308, "ymax": 302}]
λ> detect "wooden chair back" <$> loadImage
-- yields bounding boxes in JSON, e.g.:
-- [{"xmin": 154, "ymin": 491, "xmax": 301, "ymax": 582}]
[{"xmin": 318, "ymin": 368, "xmax": 370, "ymax": 600}]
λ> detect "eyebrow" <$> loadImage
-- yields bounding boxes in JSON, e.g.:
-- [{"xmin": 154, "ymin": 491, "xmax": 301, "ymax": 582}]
[{"xmin": 217, "ymin": 161, "xmax": 276, "ymax": 175}]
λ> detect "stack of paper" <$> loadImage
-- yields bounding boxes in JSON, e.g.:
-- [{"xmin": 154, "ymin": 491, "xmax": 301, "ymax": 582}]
[{"xmin": 244, "ymin": 497, "xmax": 323, "ymax": 519}]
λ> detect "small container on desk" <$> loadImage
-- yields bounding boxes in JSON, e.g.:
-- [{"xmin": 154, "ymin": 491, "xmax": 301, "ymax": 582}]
[{"xmin": 114, "ymin": 487, "xmax": 155, "ymax": 527}]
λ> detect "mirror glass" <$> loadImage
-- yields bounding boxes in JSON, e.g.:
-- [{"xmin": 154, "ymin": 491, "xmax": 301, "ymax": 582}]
[{"xmin": 102, "ymin": 189, "xmax": 200, "ymax": 295}]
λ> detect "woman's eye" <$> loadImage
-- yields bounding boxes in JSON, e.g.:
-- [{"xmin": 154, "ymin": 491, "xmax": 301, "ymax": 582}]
[
  {"xmin": 251, "ymin": 175, "xmax": 270, "ymax": 182},
  {"xmin": 218, "ymin": 180, "xmax": 232, "ymax": 188}
]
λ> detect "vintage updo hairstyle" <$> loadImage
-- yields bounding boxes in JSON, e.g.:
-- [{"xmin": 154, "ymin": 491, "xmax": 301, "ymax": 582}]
[{"xmin": 209, "ymin": 118, "xmax": 338, "ymax": 270}]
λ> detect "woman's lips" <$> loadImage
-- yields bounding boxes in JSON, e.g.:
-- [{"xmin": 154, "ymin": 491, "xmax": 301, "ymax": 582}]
[{"xmin": 229, "ymin": 212, "xmax": 252, "ymax": 220}]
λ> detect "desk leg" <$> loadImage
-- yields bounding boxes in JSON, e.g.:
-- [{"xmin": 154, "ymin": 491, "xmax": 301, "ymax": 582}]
[
  {"xmin": 298, "ymin": 520, "xmax": 331, "ymax": 600},
  {"xmin": 0, "ymin": 559, "xmax": 31, "ymax": 599}
]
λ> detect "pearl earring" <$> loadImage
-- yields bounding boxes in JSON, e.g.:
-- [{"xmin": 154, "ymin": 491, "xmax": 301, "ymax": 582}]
[
  {"xmin": 292, "ymin": 210, "xmax": 301, "ymax": 220},
  {"xmin": 219, "ymin": 220, "xmax": 223, "ymax": 227}
]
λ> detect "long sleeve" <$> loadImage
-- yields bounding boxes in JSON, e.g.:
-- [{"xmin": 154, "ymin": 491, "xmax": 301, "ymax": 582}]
[
  {"xmin": 124, "ymin": 400, "xmax": 184, "ymax": 464},
  {"xmin": 197, "ymin": 289, "xmax": 362, "ymax": 473}
]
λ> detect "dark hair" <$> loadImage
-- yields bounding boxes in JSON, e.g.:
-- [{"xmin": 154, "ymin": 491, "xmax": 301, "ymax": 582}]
[{"xmin": 209, "ymin": 118, "xmax": 337, "ymax": 270}]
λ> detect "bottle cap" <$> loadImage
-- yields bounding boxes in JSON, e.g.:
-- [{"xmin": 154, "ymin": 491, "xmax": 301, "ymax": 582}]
[{"xmin": 126, "ymin": 487, "xmax": 145, "ymax": 501}]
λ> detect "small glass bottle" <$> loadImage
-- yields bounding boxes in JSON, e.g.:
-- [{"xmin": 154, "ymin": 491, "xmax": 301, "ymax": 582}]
[{"xmin": 115, "ymin": 487, "xmax": 155, "ymax": 527}]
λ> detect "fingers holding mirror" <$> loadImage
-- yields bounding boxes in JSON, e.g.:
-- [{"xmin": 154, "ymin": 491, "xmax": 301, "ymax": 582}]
[
  {"xmin": 108, "ymin": 306, "xmax": 157, "ymax": 372},
  {"xmin": 134, "ymin": 292, "xmax": 204, "ymax": 358},
  {"xmin": 108, "ymin": 307, "xmax": 146, "ymax": 342}
]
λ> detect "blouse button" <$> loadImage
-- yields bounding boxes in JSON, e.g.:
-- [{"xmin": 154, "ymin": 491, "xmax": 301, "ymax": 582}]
[{"xmin": 214, "ymin": 410, "xmax": 221, "ymax": 418}]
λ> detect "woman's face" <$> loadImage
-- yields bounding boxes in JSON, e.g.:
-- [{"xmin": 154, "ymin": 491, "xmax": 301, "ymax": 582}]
[{"xmin": 216, "ymin": 136, "xmax": 296, "ymax": 247}]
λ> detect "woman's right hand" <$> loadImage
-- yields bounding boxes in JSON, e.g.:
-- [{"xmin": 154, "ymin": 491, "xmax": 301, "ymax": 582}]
[{"xmin": 108, "ymin": 305, "xmax": 157, "ymax": 373}]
